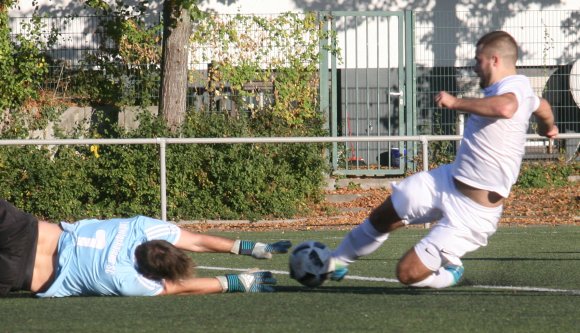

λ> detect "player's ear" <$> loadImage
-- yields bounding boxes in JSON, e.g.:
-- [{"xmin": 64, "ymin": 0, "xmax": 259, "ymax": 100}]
[{"xmin": 491, "ymin": 54, "xmax": 503, "ymax": 67}]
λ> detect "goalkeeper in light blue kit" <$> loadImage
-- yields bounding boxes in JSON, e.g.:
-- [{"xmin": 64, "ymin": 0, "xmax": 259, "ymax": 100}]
[
  {"xmin": 324, "ymin": 31, "xmax": 558, "ymax": 288},
  {"xmin": 3, "ymin": 207, "xmax": 291, "ymax": 297}
]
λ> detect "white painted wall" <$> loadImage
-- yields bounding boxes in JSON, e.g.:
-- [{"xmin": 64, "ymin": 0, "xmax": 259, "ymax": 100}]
[
  {"xmin": 11, "ymin": 0, "xmax": 579, "ymax": 16},
  {"xmin": 10, "ymin": 0, "xmax": 162, "ymax": 16},
  {"xmin": 9, "ymin": 0, "xmax": 580, "ymax": 68}
]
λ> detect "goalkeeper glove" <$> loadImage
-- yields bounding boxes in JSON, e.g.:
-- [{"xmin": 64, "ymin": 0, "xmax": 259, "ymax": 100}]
[
  {"xmin": 216, "ymin": 270, "xmax": 277, "ymax": 293},
  {"xmin": 231, "ymin": 240, "xmax": 292, "ymax": 259},
  {"xmin": 325, "ymin": 257, "xmax": 349, "ymax": 281}
]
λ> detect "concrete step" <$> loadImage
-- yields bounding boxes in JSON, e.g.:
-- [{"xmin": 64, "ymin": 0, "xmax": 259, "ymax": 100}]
[
  {"xmin": 324, "ymin": 193, "xmax": 363, "ymax": 204},
  {"xmin": 323, "ymin": 177, "xmax": 399, "ymax": 191}
]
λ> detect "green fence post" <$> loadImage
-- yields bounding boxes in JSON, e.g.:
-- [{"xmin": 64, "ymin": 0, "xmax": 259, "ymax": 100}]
[
  {"xmin": 405, "ymin": 10, "xmax": 417, "ymax": 172},
  {"xmin": 318, "ymin": 12, "xmax": 337, "ymax": 171}
]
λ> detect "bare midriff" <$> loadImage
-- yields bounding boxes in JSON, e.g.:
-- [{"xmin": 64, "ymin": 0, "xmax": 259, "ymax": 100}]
[
  {"xmin": 30, "ymin": 222, "xmax": 62, "ymax": 293},
  {"xmin": 453, "ymin": 178, "xmax": 504, "ymax": 208}
]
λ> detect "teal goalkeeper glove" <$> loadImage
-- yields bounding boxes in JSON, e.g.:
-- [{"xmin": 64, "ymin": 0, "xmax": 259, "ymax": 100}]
[
  {"xmin": 216, "ymin": 270, "xmax": 277, "ymax": 293},
  {"xmin": 231, "ymin": 240, "xmax": 292, "ymax": 259}
]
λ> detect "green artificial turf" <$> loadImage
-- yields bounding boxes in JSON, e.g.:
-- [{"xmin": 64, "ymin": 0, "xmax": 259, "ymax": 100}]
[{"xmin": 1, "ymin": 226, "xmax": 578, "ymax": 333}]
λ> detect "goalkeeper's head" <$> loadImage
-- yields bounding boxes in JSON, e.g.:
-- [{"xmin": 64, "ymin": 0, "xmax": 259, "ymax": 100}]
[{"xmin": 134, "ymin": 240, "xmax": 195, "ymax": 281}]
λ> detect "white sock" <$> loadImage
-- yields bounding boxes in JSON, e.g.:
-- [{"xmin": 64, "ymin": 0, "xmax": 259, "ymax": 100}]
[
  {"xmin": 410, "ymin": 267, "xmax": 456, "ymax": 289},
  {"xmin": 332, "ymin": 218, "xmax": 389, "ymax": 264}
]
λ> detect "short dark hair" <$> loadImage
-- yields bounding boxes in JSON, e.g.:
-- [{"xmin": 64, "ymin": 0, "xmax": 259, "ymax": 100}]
[
  {"xmin": 134, "ymin": 240, "xmax": 194, "ymax": 282},
  {"xmin": 476, "ymin": 31, "xmax": 518, "ymax": 64}
]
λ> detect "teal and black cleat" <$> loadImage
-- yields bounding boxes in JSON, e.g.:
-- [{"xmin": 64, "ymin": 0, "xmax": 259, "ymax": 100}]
[
  {"xmin": 327, "ymin": 258, "xmax": 349, "ymax": 282},
  {"xmin": 444, "ymin": 264, "xmax": 465, "ymax": 286}
]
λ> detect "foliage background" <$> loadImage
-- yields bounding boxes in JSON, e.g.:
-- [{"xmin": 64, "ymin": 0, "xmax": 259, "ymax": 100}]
[
  {"xmin": 1, "ymin": 6, "xmax": 576, "ymax": 222},
  {"xmin": 0, "ymin": 8, "xmax": 329, "ymax": 221}
]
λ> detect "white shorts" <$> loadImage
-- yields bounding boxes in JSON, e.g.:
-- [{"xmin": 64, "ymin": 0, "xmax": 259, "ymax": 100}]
[{"xmin": 391, "ymin": 164, "xmax": 503, "ymax": 270}]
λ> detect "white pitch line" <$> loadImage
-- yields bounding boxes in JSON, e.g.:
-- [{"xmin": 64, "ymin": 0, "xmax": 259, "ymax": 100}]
[
  {"xmin": 196, "ymin": 265, "xmax": 580, "ymax": 295},
  {"xmin": 473, "ymin": 285, "xmax": 580, "ymax": 295}
]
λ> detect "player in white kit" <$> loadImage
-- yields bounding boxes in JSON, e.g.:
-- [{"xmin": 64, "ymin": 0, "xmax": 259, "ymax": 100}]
[{"xmin": 325, "ymin": 31, "xmax": 559, "ymax": 288}]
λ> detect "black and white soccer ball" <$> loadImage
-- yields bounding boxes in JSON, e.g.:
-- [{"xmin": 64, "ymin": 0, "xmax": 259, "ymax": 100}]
[{"xmin": 289, "ymin": 240, "xmax": 332, "ymax": 288}]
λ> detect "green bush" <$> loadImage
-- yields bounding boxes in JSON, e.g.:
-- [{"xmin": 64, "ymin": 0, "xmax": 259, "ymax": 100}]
[
  {"xmin": 0, "ymin": 145, "xmax": 99, "ymax": 220},
  {"xmin": 68, "ymin": 0, "xmax": 161, "ymax": 107},
  {"xmin": 516, "ymin": 161, "xmax": 577, "ymax": 189},
  {"xmin": 1, "ymin": 9, "xmax": 330, "ymax": 221},
  {"xmin": 0, "ymin": 108, "xmax": 327, "ymax": 221},
  {"xmin": 166, "ymin": 111, "xmax": 326, "ymax": 220},
  {"xmin": 0, "ymin": 8, "xmax": 56, "ymax": 111}
]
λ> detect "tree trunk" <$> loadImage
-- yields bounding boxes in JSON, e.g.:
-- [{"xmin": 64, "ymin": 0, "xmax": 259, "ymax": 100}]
[{"xmin": 159, "ymin": 0, "xmax": 191, "ymax": 131}]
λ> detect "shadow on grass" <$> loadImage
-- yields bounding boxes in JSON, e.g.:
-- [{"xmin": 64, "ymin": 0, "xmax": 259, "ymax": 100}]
[
  {"xmin": 276, "ymin": 283, "xmax": 580, "ymax": 297},
  {"xmin": 463, "ymin": 257, "xmax": 579, "ymax": 261},
  {"xmin": 276, "ymin": 285, "xmax": 424, "ymax": 295},
  {"xmin": 1, "ymin": 292, "xmax": 35, "ymax": 299}
]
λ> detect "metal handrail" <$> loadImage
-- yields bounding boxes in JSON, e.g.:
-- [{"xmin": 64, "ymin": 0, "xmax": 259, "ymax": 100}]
[{"xmin": 1, "ymin": 133, "xmax": 578, "ymax": 221}]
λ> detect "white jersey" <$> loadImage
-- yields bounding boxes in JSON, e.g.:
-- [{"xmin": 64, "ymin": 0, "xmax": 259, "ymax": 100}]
[{"xmin": 452, "ymin": 75, "xmax": 540, "ymax": 198}]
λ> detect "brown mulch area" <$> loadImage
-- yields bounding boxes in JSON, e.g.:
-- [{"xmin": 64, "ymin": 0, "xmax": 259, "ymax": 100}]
[{"xmin": 182, "ymin": 183, "xmax": 579, "ymax": 233}]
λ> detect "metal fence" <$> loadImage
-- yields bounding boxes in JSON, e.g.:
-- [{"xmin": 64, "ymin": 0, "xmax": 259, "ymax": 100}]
[
  {"xmin": 8, "ymin": 10, "xmax": 580, "ymax": 173},
  {"xmin": 8, "ymin": 14, "xmax": 162, "ymax": 102},
  {"xmin": 414, "ymin": 10, "xmax": 580, "ymax": 161},
  {"xmin": 9, "ymin": 15, "xmax": 113, "ymax": 97},
  {"xmin": 2, "ymin": 133, "xmax": 576, "ymax": 221},
  {"xmin": 319, "ymin": 11, "xmax": 414, "ymax": 176}
]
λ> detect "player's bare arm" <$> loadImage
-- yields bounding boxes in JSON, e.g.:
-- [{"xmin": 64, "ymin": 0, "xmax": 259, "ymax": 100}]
[
  {"xmin": 162, "ymin": 270, "xmax": 276, "ymax": 295},
  {"xmin": 435, "ymin": 91, "xmax": 518, "ymax": 118},
  {"xmin": 533, "ymin": 98, "xmax": 558, "ymax": 138},
  {"xmin": 174, "ymin": 229, "xmax": 236, "ymax": 253},
  {"xmin": 174, "ymin": 229, "xmax": 291, "ymax": 259},
  {"xmin": 161, "ymin": 277, "xmax": 224, "ymax": 295}
]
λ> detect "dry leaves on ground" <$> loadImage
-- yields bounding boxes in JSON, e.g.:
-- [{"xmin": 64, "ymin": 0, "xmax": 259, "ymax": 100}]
[{"xmin": 183, "ymin": 183, "xmax": 579, "ymax": 233}]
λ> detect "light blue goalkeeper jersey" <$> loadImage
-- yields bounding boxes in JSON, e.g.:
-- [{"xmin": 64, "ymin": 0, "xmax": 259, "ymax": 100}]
[{"xmin": 36, "ymin": 216, "xmax": 181, "ymax": 297}]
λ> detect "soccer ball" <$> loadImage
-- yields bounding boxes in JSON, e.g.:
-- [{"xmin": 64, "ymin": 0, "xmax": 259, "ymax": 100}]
[{"xmin": 289, "ymin": 240, "xmax": 332, "ymax": 288}]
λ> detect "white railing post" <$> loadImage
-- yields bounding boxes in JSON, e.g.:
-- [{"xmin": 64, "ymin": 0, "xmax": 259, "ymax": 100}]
[
  {"xmin": 157, "ymin": 138, "xmax": 167, "ymax": 222},
  {"xmin": 419, "ymin": 135, "xmax": 430, "ymax": 229},
  {"xmin": 420, "ymin": 135, "xmax": 429, "ymax": 171}
]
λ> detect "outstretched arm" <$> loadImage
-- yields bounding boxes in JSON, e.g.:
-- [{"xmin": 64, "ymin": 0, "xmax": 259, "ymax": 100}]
[
  {"xmin": 161, "ymin": 277, "xmax": 223, "ymax": 295},
  {"xmin": 435, "ymin": 91, "xmax": 518, "ymax": 118},
  {"xmin": 174, "ymin": 228, "xmax": 291, "ymax": 259},
  {"xmin": 174, "ymin": 229, "xmax": 235, "ymax": 253},
  {"xmin": 533, "ymin": 98, "xmax": 558, "ymax": 138},
  {"xmin": 161, "ymin": 271, "xmax": 277, "ymax": 295}
]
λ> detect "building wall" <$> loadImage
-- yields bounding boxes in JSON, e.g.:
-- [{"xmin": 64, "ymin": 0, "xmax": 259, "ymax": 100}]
[
  {"xmin": 9, "ymin": 0, "xmax": 580, "ymax": 165},
  {"xmin": 10, "ymin": 0, "xmax": 579, "ymax": 68}
]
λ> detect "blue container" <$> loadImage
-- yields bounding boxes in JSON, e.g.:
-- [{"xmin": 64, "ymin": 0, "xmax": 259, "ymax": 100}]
[{"xmin": 390, "ymin": 148, "xmax": 406, "ymax": 168}]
